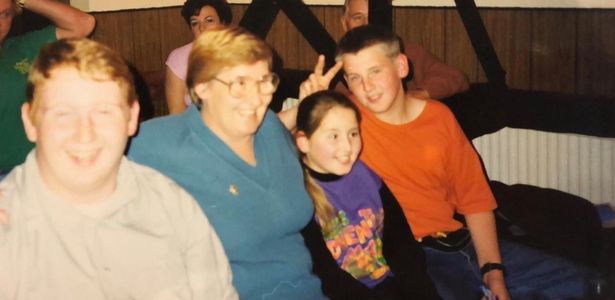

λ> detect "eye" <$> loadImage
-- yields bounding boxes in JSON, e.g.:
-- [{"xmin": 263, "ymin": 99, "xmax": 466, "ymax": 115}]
[
  {"xmin": 350, "ymin": 130, "xmax": 360, "ymax": 138},
  {"xmin": 352, "ymin": 14, "xmax": 365, "ymax": 22},
  {"xmin": 95, "ymin": 108, "xmax": 111, "ymax": 115},
  {"xmin": 205, "ymin": 17, "xmax": 214, "ymax": 23},
  {"xmin": 346, "ymin": 74, "xmax": 360, "ymax": 84},
  {"xmin": 328, "ymin": 133, "xmax": 338, "ymax": 140},
  {"xmin": 234, "ymin": 77, "xmax": 248, "ymax": 88},
  {"xmin": 190, "ymin": 20, "xmax": 199, "ymax": 27}
]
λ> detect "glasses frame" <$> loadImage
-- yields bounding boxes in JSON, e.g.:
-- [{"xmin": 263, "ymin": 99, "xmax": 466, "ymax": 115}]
[{"xmin": 213, "ymin": 73, "xmax": 280, "ymax": 98}]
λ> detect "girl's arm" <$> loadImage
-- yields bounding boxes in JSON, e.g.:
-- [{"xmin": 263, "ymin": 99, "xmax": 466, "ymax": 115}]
[
  {"xmin": 300, "ymin": 219, "xmax": 377, "ymax": 300},
  {"xmin": 380, "ymin": 183, "xmax": 441, "ymax": 299}
]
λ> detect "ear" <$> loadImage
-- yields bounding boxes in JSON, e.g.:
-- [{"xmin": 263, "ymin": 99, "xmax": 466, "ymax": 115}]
[
  {"xmin": 395, "ymin": 53, "xmax": 410, "ymax": 79},
  {"xmin": 193, "ymin": 82, "xmax": 210, "ymax": 105},
  {"xmin": 21, "ymin": 103, "xmax": 38, "ymax": 143},
  {"xmin": 295, "ymin": 131, "xmax": 310, "ymax": 154},
  {"xmin": 126, "ymin": 100, "xmax": 140, "ymax": 136},
  {"xmin": 340, "ymin": 16, "xmax": 349, "ymax": 32}
]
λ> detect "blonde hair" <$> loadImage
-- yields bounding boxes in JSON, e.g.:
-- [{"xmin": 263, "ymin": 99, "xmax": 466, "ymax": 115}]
[
  {"xmin": 26, "ymin": 38, "xmax": 136, "ymax": 122},
  {"xmin": 186, "ymin": 26, "xmax": 273, "ymax": 105}
]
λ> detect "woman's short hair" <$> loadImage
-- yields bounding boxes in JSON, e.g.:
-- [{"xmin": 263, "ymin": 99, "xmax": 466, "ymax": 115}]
[
  {"xmin": 26, "ymin": 38, "xmax": 136, "ymax": 122},
  {"xmin": 180, "ymin": 0, "xmax": 232, "ymax": 26},
  {"xmin": 186, "ymin": 26, "xmax": 272, "ymax": 105}
]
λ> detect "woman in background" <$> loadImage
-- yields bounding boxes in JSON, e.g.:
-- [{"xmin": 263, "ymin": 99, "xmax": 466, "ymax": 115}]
[{"xmin": 165, "ymin": 0, "xmax": 232, "ymax": 114}]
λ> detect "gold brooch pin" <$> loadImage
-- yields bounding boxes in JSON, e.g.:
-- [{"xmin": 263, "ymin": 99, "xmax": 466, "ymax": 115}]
[{"xmin": 229, "ymin": 184, "xmax": 239, "ymax": 196}]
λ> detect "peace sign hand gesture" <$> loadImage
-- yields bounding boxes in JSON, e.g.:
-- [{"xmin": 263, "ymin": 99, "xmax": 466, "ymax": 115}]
[{"xmin": 299, "ymin": 54, "xmax": 343, "ymax": 100}]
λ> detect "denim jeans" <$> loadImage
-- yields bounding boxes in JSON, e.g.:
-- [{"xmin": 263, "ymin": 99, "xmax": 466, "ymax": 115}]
[{"xmin": 423, "ymin": 239, "xmax": 591, "ymax": 300}]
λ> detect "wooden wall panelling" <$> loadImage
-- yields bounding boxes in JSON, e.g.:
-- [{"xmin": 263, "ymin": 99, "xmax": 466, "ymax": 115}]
[
  {"xmin": 91, "ymin": 11, "xmax": 136, "ymax": 67},
  {"xmin": 444, "ymin": 8, "xmax": 480, "ymax": 82},
  {"xmin": 576, "ymin": 10, "xmax": 615, "ymax": 96},
  {"xmin": 323, "ymin": 4, "xmax": 344, "ymax": 43},
  {"xmin": 480, "ymin": 9, "xmax": 532, "ymax": 89},
  {"xmin": 394, "ymin": 8, "xmax": 448, "ymax": 68},
  {"xmin": 158, "ymin": 7, "xmax": 192, "ymax": 64},
  {"xmin": 130, "ymin": 9, "xmax": 165, "ymax": 73},
  {"xmin": 530, "ymin": 10, "xmax": 576, "ymax": 93},
  {"xmin": 230, "ymin": 4, "xmax": 248, "ymax": 26},
  {"xmin": 296, "ymin": 6, "xmax": 326, "ymax": 70},
  {"xmin": 265, "ymin": 11, "xmax": 299, "ymax": 69}
]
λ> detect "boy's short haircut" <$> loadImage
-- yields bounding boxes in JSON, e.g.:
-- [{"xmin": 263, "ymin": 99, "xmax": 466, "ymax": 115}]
[
  {"xmin": 335, "ymin": 25, "xmax": 401, "ymax": 62},
  {"xmin": 186, "ymin": 26, "xmax": 272, "ymax": 105},
  {"xmin": 25, "ymin": 38, "xmax": 137, "ymax": 122}
]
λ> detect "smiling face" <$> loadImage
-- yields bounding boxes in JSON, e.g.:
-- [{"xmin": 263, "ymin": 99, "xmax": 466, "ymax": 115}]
[
  {"xmin": 342, "ymin": 44, "xmax": 408, "ymax": 119},
  {"xmin": 194, "ymin": 60, "xmax": 273, "ymax": 144},
  {"xmin": 22, "ymin": 66, "xmax": 139, "ymax": 202},
  {"xmin": 342, "ymin": 0, "xmax": 368, "ymax": 32},
  {"xmin": 0, "ymin": 0, "xmax": 14, "ymax": 46},
  {"xmin": 298, "ymin": 106, "xmax": 362, "ymax": 176},
  {"xmin": 190, "ymin": 5, "xmax": 223, "ymax": 38}
]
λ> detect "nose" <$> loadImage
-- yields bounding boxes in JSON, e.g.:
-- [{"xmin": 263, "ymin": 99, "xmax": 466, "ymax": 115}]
[
  {"xmin": 75, "ymin": 115, "xmax": 95, "ymax": 143},
  {"xmin": 247, "ymin": 91, "xmax": 267, "ymax": 107},
  {"xmin": 360, "ymin": 76, "xmax": 375, "ymax": 93},
  {"xmin": 340, "ymin": 135, "xmax": 352, "ymax": 153}
]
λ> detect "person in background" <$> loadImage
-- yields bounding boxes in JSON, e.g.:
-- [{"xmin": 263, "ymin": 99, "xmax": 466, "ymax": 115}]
[
  {"xmin": 165, "ymin": 0, "xmax": 232, "ymax": 114},
  {"xmin": 0, "ymin": 0, "xmax": 95, "ymax": 179},
  {"xmin": 328, "ymin": 25, "xmax": 592, "ymax": 300},
  {"xmin": 0, "ymin": 38, "xmax": 237, "ymax": 300},
  {"xmin": 296, "ymin": 90, "xmax": 440, "ymax": 299},
  {"xmin": 341, "ymin": 0, "xmax": 469, "ymax": 100},
  {"xmin": 129, "ymin": 27, "xmax": 327, "ymax": 300}
]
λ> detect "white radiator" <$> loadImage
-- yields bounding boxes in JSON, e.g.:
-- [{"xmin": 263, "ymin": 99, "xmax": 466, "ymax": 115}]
[{"xmin": 472, "ymin": 128, "xmax": 615, "ymax": 206}]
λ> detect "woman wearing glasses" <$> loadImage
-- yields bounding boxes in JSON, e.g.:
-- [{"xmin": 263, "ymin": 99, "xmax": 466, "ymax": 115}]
[
  {"xmin": 165, "ymin": 0, "xmax": 232, "ymax": 114},
  {"xmin": 128, "ymin": 27, "xmax": 327, "ymax": 300}
]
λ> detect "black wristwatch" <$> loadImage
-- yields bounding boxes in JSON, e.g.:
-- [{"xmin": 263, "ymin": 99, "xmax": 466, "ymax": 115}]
[{"xmin": 480, "ymin": 262, "xmax": 506, "ymax": 276}]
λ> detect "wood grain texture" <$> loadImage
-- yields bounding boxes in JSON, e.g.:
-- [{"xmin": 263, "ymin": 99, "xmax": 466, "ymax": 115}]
[
  {"xmin": 480, "ymin": 9, "xmax": 531, "ymax": 89},
  {"xmin": 530, "ymin": 10, "xmax": 576, "ymax": 93},
  {"xmin": 444, "ymin": 8, "xmax": 479, "ymax": 82},
  {"xmin": 576, "ymin": 10, "xmax": 615, "ymax": 96},
  {"xmin": 86, "ymin": 5, "xmax": 614, "ymax": 117}
]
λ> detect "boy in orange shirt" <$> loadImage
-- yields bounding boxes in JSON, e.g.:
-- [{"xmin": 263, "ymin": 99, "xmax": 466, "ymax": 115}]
[{"xmin": 312, "ymin": 25, "xmax": 590, "ymax": 300}]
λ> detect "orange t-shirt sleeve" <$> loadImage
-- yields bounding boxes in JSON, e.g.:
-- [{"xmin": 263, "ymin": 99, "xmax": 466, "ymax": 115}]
[{"xmin": 443, "ymin": 107, "xmax": 497, "ymax": 215}]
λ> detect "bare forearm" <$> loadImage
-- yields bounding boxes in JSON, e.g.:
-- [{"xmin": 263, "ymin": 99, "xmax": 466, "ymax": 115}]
[
  {"xmin": 22, "ymin": 0, "xmax": 95, "ymax": 38},
  {"xmin": 466, "ymin": 211, "xmax": 501, "ymax": 266},
  {"xmin": 466, "ymin": 210, "xmax": 510, "ymax": 299}
]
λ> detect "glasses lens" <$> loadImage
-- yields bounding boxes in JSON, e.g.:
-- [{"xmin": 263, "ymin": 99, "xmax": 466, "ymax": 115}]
[{"xmin": 260, "ymin": 73, "xmax": 279, "ymax": 94}]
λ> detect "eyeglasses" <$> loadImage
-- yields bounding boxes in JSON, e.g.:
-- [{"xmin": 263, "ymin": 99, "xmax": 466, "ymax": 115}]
[{"xmin": 213, "ymin": 73, "xmax": 280, "ymax": 98}]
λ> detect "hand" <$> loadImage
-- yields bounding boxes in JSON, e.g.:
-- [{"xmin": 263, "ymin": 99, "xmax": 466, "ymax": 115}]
[
  {"xmin": 484, "ymin": 270, "xmax": 510, "ymax": 300},
  {"xmin": 298, "ymin": 54, "xmax": 343, "ymax": 100}
]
